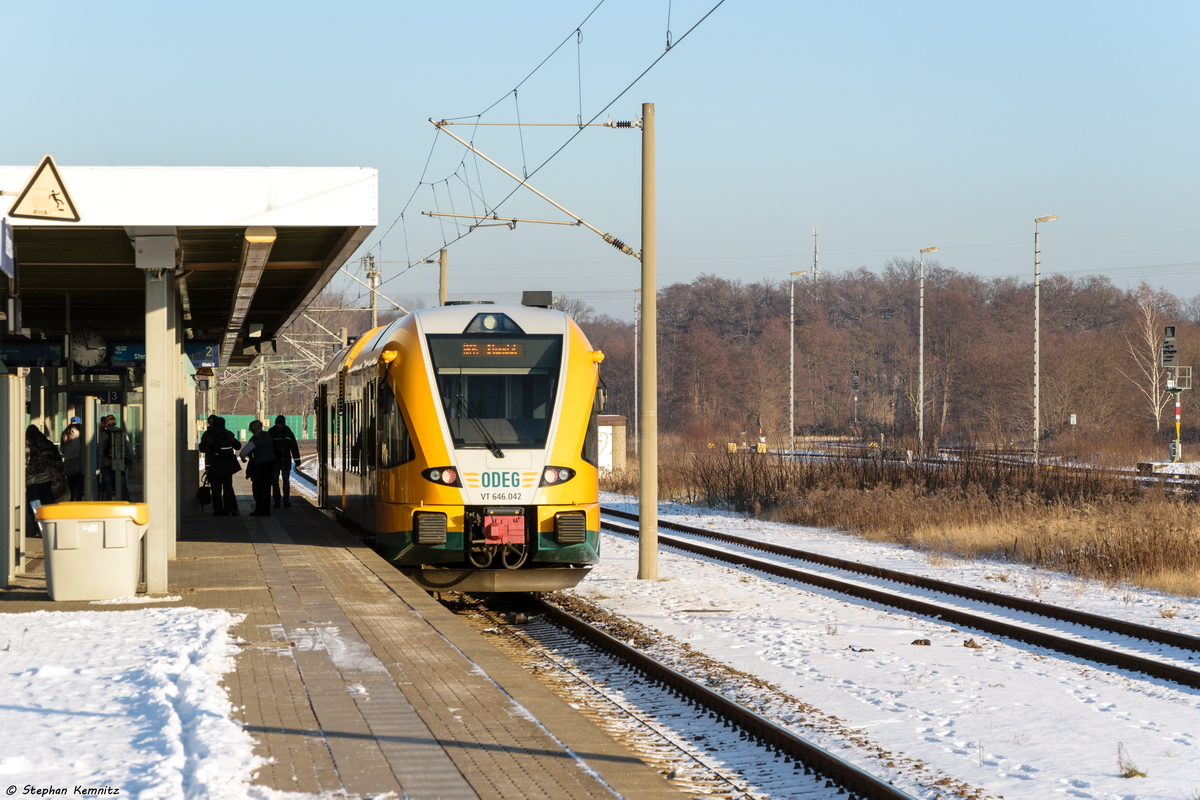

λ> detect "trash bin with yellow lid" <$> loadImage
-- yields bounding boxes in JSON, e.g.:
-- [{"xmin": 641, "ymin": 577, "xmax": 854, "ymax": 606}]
[{"xmin": 35, "ymin": 502, "xmax": 149, "ymax": 602}]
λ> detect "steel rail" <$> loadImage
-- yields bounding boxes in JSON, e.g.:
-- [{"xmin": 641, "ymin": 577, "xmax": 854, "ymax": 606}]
[
  {"xmin": 533, "ymin": 598, "xmax": 920, "ymax": 800},
  {"xmin": 599, "ymin": 512, "xmax": 1200, "ymax": 690},
  {"xmin": 601, "ymin": 506, "xmax": 1200, "ymax": 652}
]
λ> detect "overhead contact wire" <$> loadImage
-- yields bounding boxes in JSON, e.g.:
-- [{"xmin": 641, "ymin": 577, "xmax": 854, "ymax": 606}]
[{"xmin": 373, "ymin": 0, "xmax": 727, "ymax": 297}]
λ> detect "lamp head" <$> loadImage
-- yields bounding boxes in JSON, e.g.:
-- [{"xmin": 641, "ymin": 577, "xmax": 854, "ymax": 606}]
[
  {"xmin": 791, "ymin": 270, "xmax": 808, "ymax": 276},
  {"xmin": 1035, "ymin": 215, "xmax": 1058, "ymax": 223},
  {"xmin": 920, "ymin": 247, "xmax": 939, "ymax": 254}
]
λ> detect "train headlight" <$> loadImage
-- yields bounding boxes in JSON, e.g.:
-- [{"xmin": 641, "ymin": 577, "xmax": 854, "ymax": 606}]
[
  {"xmin": 422, "ymin": 467, "xmax": 462, "ymax": 487},
  {"xmin": 539, "ymin": 466, "xmax": 576, "ymax": 486}
]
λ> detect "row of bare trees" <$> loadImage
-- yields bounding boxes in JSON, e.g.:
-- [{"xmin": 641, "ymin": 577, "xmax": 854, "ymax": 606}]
[
  {"xmin": 211, "ymin": 270, "xmax": 1195, "ymax": 452},
  {"xmin": 575, "ymin": 266, "xmax": 1196, "ymax": 449}
]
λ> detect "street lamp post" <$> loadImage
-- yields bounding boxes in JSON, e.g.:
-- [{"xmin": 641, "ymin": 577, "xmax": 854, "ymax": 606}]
[
  {"xmin": 789, "ymin": 270, "xmax": 807, "ymax": 455},
  {"xmin": 1033, "ymin": 215, "xmax": 1057, "ymax": 462},
  {"xmin": 918, "ymin": 247, "xmax": 938, "ymax": 459}
]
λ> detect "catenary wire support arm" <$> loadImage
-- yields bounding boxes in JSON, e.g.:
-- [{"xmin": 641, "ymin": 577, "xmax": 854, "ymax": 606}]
[
  {"xmin": 303, "ymin": 314, "xmax": 351, "ymax": 343},
  {"xmin": 279, "ymin": 336, "xmax": 332, "ymax": 370},
  {"xmin": 430, "ymin": 118, "xmax": 641, "ymax": 259},
  {"xmin": 422, "ymin": 212, "xmax": 584, "ymax": 231},
  {"xmin": 336, "ymin": 267, "xmax": 408, "ymax": 313}
]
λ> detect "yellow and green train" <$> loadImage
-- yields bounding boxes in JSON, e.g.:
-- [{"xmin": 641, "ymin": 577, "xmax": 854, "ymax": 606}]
[{"xmin": 315, "ymin": 296, "xmax": 605, "ymax": 592}]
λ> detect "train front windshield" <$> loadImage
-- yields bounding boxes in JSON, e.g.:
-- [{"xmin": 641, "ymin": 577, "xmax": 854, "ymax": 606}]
[{"xmin": 427, "ymin": 335, "xmax": 562, "ymax": 449}]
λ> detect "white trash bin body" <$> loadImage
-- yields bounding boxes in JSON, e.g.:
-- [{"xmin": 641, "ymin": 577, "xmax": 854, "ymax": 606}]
[{"xmin": 35, "ymin": 502, "xmax": 149, "ymax": 602}]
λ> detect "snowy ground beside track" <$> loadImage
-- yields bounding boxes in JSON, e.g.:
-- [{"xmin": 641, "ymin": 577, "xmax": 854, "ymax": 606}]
[
  {"xmin": 572, "ymin": 492, "xmax": 1200, "ymax": 800},
  {"xmin": 1, "ymin": 479, "xmax": 1196, "ymax": 799}
]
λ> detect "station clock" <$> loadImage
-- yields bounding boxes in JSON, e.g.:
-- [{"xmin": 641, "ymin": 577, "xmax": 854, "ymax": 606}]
[{"xmin": 70, "ymin": 330, "xmax": 108, "ymax": 367}]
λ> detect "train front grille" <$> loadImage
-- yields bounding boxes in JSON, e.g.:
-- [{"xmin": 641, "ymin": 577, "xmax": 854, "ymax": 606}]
[
  {"xmin": 554, "ymin": 512, "xmax": 587, "ymax": 544},
  {"xmin": 414, "ymin": 512, "xmax": 448, "ymax": 545}
]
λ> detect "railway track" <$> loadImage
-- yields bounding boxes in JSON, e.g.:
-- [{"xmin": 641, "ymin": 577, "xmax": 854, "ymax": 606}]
[
  {"xmin": 601, "ymin": 506, "xmax": 1200, "ymax": 690},
  {"xmin": 291, "ymin": 466, "xmax": 937, "ymax": 796},
  {"xmin": 450, "ymin": 593, "xmax": 943, "ymax": 800}
]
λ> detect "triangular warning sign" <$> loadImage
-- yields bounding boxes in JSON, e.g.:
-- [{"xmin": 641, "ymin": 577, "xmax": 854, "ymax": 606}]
[{"xmin": 8, "ymin": 155, "xmax": 81, "ymax": 222}]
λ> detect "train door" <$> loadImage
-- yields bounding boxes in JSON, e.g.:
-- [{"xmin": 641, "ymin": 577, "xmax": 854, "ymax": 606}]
[
  {"xmin": 338, "ymin": 370, "xmax": 347, "ymax": 509},
  {"xmin": 363, "ymin": 377, "xmax": 377, "ymax": 526},
  {"xmin": 316, "ymin": 385, "xmax": 328, "ymax": 507}
]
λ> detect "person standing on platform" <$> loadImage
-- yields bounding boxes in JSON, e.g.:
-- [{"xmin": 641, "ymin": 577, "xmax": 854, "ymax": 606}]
[
  {"xmin": 239, "ymin": 420, "xmax": 277, "ymax": 516},
  {"xmin": 201, "ymin": 416, "xmax": 241, "ymax": 516},
  {"xmin": 97, "ymin": 415, "xmax": 114, "ymax": 500},
  {"xmin": 100, "ymin": 415, "xmax": 135, "ymax": 502},
  {"xmin": 269, "ymin": 415, "xmax": 301, "ymax": 508},
  {"xmin": 26, "ymin": 425, "xmax": 62, "ymax": 536},
  {"xmin": 60, "ymin": 416, "xmax": 85, "ymax": 501}
]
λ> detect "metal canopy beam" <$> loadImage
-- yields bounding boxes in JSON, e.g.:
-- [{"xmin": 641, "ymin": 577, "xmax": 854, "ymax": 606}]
[{"xmin": 221, "ymin": 226, "xmax": 276, "ymax": 367}]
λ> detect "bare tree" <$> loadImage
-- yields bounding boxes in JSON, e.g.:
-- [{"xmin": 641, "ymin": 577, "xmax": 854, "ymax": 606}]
[
  {"xmin": 552, "ymin": 295, "xmax": 596, "ymax": 324},
  {"xmin": 1118, "ymin": 283, "xmax": 1176, "ymax": 433}
]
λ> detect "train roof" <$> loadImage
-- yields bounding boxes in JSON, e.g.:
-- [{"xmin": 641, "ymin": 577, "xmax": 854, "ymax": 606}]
[{"xmin": 316, "ymin": 302, "xmax": 587, "ymax": 383}]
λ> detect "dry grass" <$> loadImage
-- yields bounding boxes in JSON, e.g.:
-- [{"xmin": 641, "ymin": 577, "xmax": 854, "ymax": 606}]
[{"xmin": 603, "ymin": 443, "xmax": 1200, "ymax": 597}]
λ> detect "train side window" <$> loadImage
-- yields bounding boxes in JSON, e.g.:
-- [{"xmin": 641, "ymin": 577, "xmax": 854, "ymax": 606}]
[
  {"xmin": 378, "ymin": 381, "xmax": 415, "ymax": 468},
  {"xmin": 581, "ymin": 387, "xmax": 600, "ymax": 466},
  {"xmin": 330, "ymin": 399, "xmax": 340, "ymax": 468},
  {"xmin": 350, "ymin": 399, "xmax": 362, "ymax": 474},
  {"xmin": 366, "ymin": 380, "xmax": 377, "ymax": 469}
]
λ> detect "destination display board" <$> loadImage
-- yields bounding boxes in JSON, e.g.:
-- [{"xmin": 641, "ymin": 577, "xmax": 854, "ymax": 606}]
[
  {"xmin": 0, "ymin": 340, "xmax": 65, "ymax": 368},
  {"xmin": 111, "ymin": 341, "xmax": 218, "ymax": 368}
]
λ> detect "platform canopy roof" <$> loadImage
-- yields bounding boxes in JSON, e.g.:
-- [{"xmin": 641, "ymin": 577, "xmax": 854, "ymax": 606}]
[{"xmin": 1, "ymin": 165, "xmax": 377, "ymax": 367}]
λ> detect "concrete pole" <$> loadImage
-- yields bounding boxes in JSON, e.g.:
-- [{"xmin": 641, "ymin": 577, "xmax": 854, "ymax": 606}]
[
  {"xmin": 918, "ymin": 258, "xmax": 925, "ymax": 459},
  {"xmin": 638, "ymin": 102, "xmax": 658, "ymax": 580},
  {"xmin": 257, "ymin": 363, "xmax": 268, "ymax": 423},
  {"xmin": 82, "ymin": 397, "xmax": 98, "ymax": 501},
  {"xmin": 438, "ymin": 249, "xmax": 448, "ymax": 306},
  {"xmin": 28, "ymin": 369, "xmax": 44, "ymax": 431},
  {"xmin": 633, "ymin": 289, "xmax": 639, "ymax": 459},
  {"xmin": 172, "ymin": 293, "xmax": 183, "ymax": 556},
  {"xmin": 365, "ymin": 253, "xmax": 379, "ymax": 328},
  {"xmin": 917, "ymin": 247, "xmax": 938, "ymax": 459},
  {"xmin": 1032, "ymin": 216, "xmax": 1056, "ymax": 462},
  {"xmin": 0, "ymin": 373, "xmax": 25, "ymax": 584},
  {"xmin": 140, "ymin": 232, "xmax": 178, "ymax": 595},
  {"xmin": 789, "ymin": 271, "xmax": 807, "ymax": 452},
  {"xmin": 1034, "ymin": 226, "xmax": 1040, "ymax": 462}
]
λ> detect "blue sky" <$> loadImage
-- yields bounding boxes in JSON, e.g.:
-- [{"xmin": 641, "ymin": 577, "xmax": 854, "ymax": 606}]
[{"xmin": 7, "ymin": 1, "xmax": 1198, "ymax": 320}]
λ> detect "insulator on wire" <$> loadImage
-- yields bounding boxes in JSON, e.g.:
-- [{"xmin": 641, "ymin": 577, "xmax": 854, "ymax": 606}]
[{"xmin": 603, "ymin": 233, "xmax": 640, "ymax": 259}]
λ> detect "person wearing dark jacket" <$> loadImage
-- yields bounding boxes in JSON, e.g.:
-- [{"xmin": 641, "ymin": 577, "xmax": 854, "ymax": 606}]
[
  {"xmin": 200, "ymin": 416, "xmax": 241, "ymax": 516},
  {"xmin": 268, "ymin": 415, "xmax": 301, "ymax": 508},
  {"xmin": 26, "ymin": 425, "xmax": 62, "ymax": 535},
  {"xmin": 60, "ymin": 417, "xmax": 85, "ymax": 501},
  {"xmin": 99, "ymin": 415, "xmax": 135, "ymax": 502},
  {"xmin": 239, "ymin": 420, "xmax": 277, "ymax": 516}
]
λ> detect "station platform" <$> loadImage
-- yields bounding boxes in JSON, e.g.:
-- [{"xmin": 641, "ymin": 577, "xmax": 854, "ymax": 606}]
[{"xmin": 1, "ymin": 495, "xmax": 679, "ymax": 799}]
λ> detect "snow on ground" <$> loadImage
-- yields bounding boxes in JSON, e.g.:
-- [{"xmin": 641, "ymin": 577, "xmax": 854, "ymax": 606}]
[
  {"xmin": 577, "ymin": 492, "xmax": 1200, "ymax": 800},
  {"xmin": 4, "ymin": 484, "xmax": 1199, "ymax": 799},
  {"xmin": 0, "ymin": 607, "xmax": 314, "ymax": 799}
]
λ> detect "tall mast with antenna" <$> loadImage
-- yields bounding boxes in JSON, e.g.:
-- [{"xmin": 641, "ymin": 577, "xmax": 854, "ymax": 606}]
[{"xmin": 812, "ymin": 224, "xmax": 820, "ymax": 283}]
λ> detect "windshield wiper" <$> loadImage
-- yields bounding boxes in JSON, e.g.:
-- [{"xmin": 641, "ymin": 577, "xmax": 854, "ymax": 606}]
[{"xmin": 456, "ymin": 394, "xmax": 504, "ymax": 458}]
